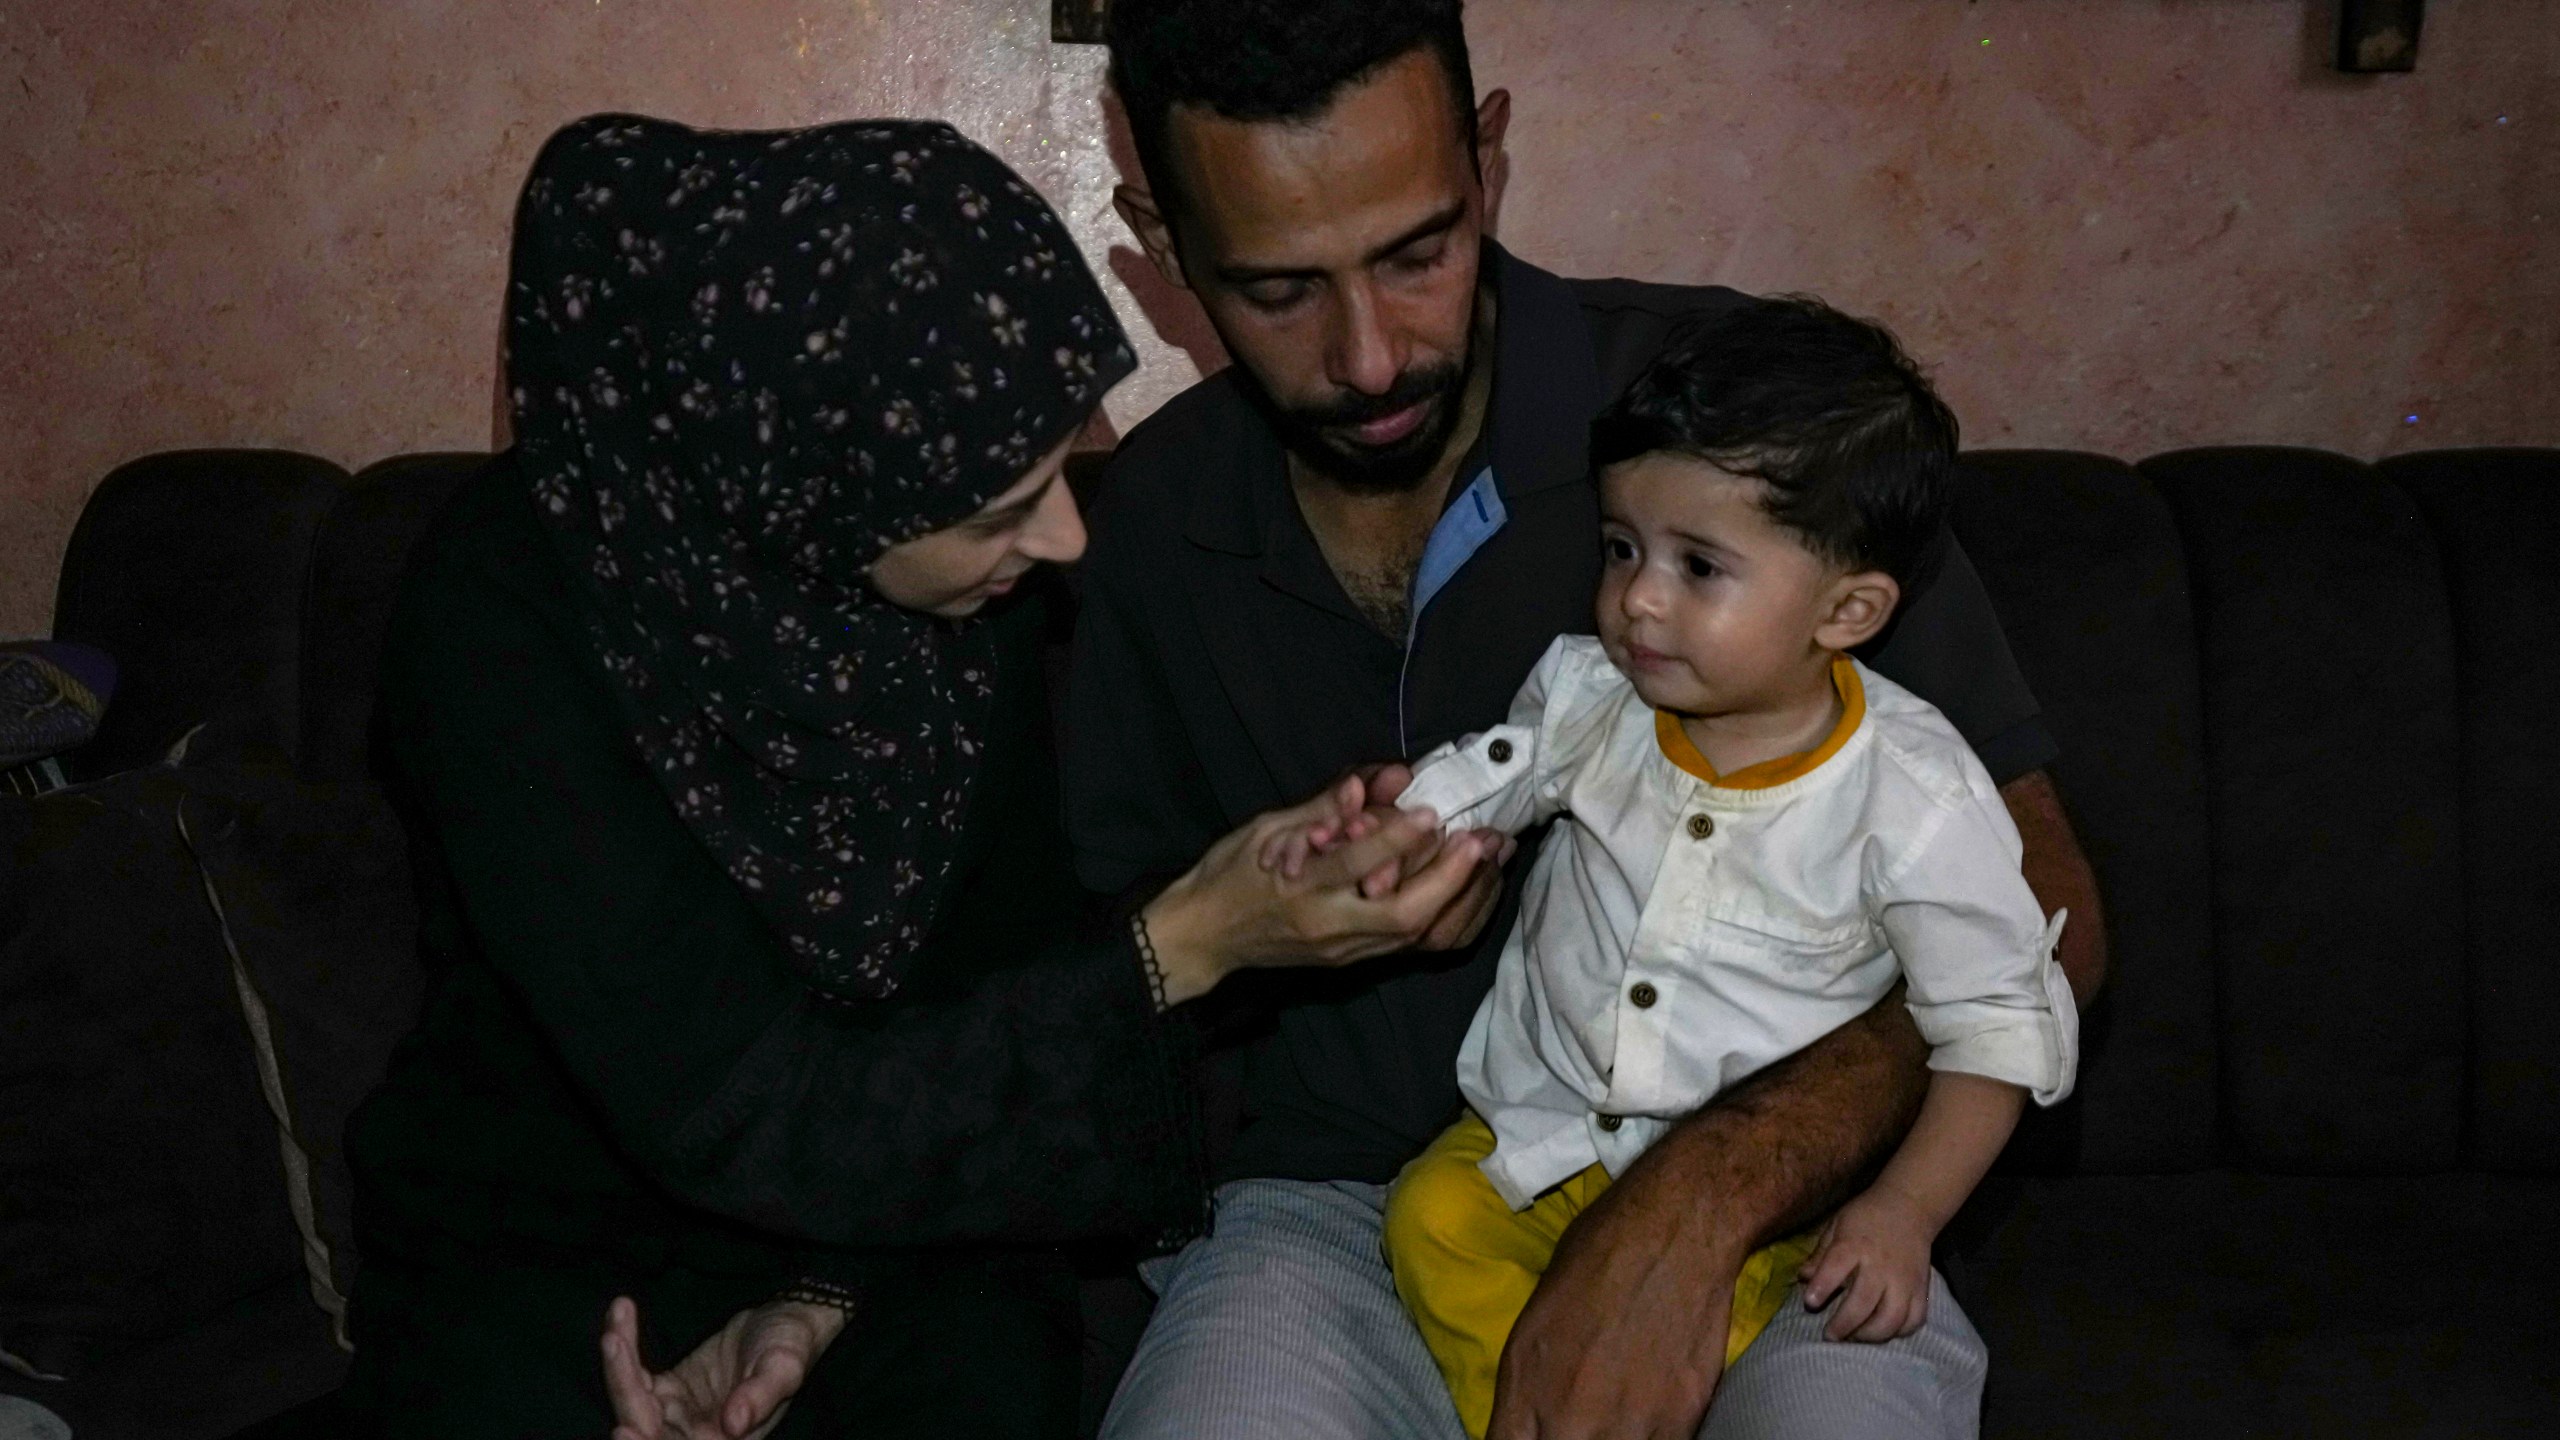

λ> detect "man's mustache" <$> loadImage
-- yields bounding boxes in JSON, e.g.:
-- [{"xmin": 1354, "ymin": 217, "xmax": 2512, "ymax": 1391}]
[{"xmin": 1295, "ymin": 360, "xmax": 1465, "ymax": 436}]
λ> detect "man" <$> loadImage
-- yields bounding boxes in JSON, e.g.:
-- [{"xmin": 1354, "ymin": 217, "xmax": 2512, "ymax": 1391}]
[{"xmin": 1068, "ymin": 3, "xmax": 2108, "ymax": 1436}]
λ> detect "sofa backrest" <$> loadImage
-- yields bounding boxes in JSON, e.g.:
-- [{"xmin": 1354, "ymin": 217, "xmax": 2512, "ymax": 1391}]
[
  {"xmin": 46, "ymin": 444, "xmax": 2560, "ymax": 1183},
  {"xmin": 2378, "ymin": 449, "xmax": 2560, "ymax": 1174},
  {"xmin": 298, "ymin": 454, "xmax": 488, "ymax": 783},
  {"xmin": 1959, "ymin": 446, "xmax": 2558, "ymax": 1180},
  {"xmin": 51, "ymin": 450, "xmax": 349, "ymax": 777},
  {"xmin": 1952, "ymin": 451, "xmax": 2218, "ymax": 1175}
]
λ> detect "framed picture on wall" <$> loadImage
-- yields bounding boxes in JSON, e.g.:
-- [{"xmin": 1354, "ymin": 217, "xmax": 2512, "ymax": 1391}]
[{"xmin": 1054, "ymin": 0, "xmax": 1109, "ymax": 44}]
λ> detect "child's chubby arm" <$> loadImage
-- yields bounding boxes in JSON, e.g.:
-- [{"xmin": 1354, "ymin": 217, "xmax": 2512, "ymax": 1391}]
[
  {"xmin": 1252, "ymin": 747, "xmax": 1535, "ymax": 886},
  {"xmin": 1257, "ymin": 636, "xmax": 1611, "ymax": 880},
  {"xmin": 1798, "ymin": 1070, "xmax": 2023, "ymax": 1341},
  {"xmin": 1797, "ymin": 763, "xmax": 2085, "ymax": 1341}
]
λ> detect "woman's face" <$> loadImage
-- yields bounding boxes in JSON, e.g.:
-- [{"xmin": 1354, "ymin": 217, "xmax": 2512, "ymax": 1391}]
[{"xmin": 868, "ymin": 430, "xmax": 1087, "ymax": 618}]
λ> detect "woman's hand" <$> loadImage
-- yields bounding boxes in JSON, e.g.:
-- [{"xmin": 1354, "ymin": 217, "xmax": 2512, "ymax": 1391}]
[
  {"xmin": 600, "ymin": 1295, "xmax": 848, "ymax": 1440},
  {"xmin": 1140, "ymin": 771, "xmax": 1510, "ymax": 1006}
]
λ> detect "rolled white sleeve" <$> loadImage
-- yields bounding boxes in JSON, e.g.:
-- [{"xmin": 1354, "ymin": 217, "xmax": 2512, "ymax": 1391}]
[
  {"xmin": 1875, "ymin": 794, "xmax": 2081, "ymax": 1106},
  {"xmin": 1397, "ymin": 636, "xmax": 1607, "ymax": 837}
]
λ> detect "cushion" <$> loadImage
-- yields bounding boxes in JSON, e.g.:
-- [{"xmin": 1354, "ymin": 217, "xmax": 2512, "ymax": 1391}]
[
  {"xmin": 0, "ymin": 762, "xmax": 301, "ymax": 1381},
  {"xmin": 1954, "ymin": 452, "xmax": 2216, "ymax": 1174},
  {"xmin": 1956, "ymin": 1172, "xmax": 2560, "ymax": 1438},
  {"xmin": 0, "ymin": 644, "xmax": 115, "ymax": 770},
  {"xmin": 0, "ymin": 1277, "xmax": 344, "ymax": 1440},
  {"xmin": 2381, "ymin": 448, "xmax": 2560, "ymax": 1174},
  {"xmin": 2142, "ymin": 449, "xmax": 2464, "ymax": 1173},
  {"xmin": 0, "ymin": 747, "xmax": 419, "ymax": 1387}
]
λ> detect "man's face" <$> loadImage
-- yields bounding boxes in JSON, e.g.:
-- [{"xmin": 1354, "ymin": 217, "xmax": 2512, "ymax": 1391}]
[{"xmin": 1132, "ymin": 49, "xmax": 1503, "ymax": 492}]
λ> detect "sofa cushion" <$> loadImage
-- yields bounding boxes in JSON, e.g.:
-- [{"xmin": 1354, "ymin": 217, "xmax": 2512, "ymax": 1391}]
[
  {"xmin": 1956, "ymin": 1172, "xmax": 2560, "ymax": 1438},
  {"xmin": 2381, "ymin": 448, "xmax": 2560, "ymax": 1174},
  {"xmin": 2142, "ymin": 449, "xmax": 2463, "ymax": 1174},
  {"xmin": 0, "ymin": 644, "xmax": 115, "ymax": 770},
  {"xmin": 1954, "ymin": 452, "xmax": 2216, "ymax": 1174},
  {"xmin": 0, "ymin": 762, "xmax": 303, "ymax": 1381},
  {"xmin": 298, "ymin": 454, "xmax": 489, "ymax": 784},
  {"xmin": 51, "ymin": 452, "xmax": 348, "ymax": 779},
  {"xmin": 0, "ymin": 1278, "xmax": 344, "ymax": 1440},
  {"xmin": 178, "ymin": 757, "xmax": 424, "ymax": 1325},
  {"xmin": 0, "ymin": 743, "xmax": 417, "ymax": 1400}
]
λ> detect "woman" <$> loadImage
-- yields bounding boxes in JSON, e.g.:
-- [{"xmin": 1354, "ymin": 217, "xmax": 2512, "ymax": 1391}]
[{"xmin": 342, "ymin": 115, "xmax": 1496, "ymax": 1438}]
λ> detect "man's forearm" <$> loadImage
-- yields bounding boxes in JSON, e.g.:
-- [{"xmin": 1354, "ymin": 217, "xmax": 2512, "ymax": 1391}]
[
  {"xmin": 1634, "ymin": 988, "xmax": 1931, "ymax": 1251},
  {"xmin": 2001, "ymin": 768, "xmax": 2108, "ymax": 1003},
  {"xmin": 1485, "ymin": 988, "xmax": 1932, "ymax": 1437}
]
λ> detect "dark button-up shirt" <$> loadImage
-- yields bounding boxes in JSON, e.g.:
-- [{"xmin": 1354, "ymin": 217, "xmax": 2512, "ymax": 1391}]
[{"xmin": 1066, "ymin": 244, "xmax": 2053, "ymax": 1184}]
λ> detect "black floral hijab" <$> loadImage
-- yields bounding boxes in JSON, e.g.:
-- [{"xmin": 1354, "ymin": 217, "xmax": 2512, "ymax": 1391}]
[{"xmin": 505, "ymin": 114, "xmax": 1135, "ymax": 1000}]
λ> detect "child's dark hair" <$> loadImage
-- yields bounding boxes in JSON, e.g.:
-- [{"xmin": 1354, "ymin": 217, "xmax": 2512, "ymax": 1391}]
[
  {"xmin": 1590, "ymin": 295, "xmax": 1958, "ymax": 589},
  {"xmin": 1107, "ymin": 0, "xmax": 1475, "ymax": 215}
]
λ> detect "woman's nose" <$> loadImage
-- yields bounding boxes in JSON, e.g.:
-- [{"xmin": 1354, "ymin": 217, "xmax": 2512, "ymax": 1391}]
[{"xmin": 1018, "ymin": 471, "xmax": 1088, "ymax": 566}]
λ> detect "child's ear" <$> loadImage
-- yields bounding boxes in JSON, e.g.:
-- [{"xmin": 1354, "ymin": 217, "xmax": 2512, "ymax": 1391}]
[{"xmin": 1814, "ymin": 570, "xmax": 1901, "ymax": 652}]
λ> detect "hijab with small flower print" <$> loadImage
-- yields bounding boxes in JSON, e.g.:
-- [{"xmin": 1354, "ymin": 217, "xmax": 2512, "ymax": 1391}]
[{"xmin": 505, "ymin": 114, "xmax": 1134, "ymax": 1000}]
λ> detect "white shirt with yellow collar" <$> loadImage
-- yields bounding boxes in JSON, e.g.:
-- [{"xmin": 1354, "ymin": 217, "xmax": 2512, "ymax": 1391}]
[{"xmin": 1398, "ymin": 634, "xmax": 2078, "ymax": 1211}]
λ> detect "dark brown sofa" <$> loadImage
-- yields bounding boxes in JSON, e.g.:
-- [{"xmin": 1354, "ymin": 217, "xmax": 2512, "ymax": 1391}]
[{"xmin": 2, "ymin": 444, "xmax": 2552, "ymax": 1438}]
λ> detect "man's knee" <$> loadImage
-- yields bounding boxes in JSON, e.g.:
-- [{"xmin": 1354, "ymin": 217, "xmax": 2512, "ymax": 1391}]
[{"xmin": 1703, "ymin": 1273, "xmax": 1985, "ymax": 1440}]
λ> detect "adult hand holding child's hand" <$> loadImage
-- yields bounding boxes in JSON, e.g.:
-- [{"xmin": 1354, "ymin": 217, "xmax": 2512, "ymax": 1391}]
[{"xmin": 1143, "ymin": 769, "xmax": 1511, "ymax": 1006}]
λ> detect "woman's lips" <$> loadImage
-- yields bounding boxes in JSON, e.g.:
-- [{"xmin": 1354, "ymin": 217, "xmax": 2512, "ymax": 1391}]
[{"xmin": 1349, "ymin": 400, "xmax": 1429, "ymax": 447}]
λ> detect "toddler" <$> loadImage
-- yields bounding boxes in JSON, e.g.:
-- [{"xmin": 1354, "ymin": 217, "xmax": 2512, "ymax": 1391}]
[{"xmin": 1275, "ymin": 295, "xmax": 2078, "ymax": 1437}]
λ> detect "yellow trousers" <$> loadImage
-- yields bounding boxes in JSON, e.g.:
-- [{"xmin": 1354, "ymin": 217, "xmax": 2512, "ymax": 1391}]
[{"xmin": 1382, "ymin": 1112, "xmax": 1820, "ymax": 1440}]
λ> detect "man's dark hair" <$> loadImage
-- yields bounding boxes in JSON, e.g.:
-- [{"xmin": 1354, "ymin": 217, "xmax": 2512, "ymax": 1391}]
[
  {"xmin": 1590, "ymin": 295, "xmax": 1959, "ymax": 590},
  {"xmin": 1107, "ymin": 0, "xmax": 1476, "ymax": 214}
]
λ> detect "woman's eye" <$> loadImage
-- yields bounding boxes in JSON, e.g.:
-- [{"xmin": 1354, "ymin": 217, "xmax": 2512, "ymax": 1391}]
[{"xmin": 1683, "ymin": 553, "xmax": 1717, "ymax": 579}]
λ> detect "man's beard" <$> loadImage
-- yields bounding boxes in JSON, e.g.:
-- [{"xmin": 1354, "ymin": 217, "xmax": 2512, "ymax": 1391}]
[{"xmin": 1265, "ymin": 355, "xmax": 1470, "ymax": 496}]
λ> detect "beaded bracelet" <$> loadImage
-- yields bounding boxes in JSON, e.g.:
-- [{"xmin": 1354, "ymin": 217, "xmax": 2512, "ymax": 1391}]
[
  {"xmin": 777, "ymin": 1277, "xmax": 860, "ymax": 1314},
  {"xmin": 1130, "ymin": 909, "xmax": 1171, "ymax": 1013}
]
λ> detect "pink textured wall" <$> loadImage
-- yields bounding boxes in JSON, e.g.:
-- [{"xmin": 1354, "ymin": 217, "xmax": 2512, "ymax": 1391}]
[{"xmin": 3, "ymin": 1, "xmax": 2552, "ymax": 636}]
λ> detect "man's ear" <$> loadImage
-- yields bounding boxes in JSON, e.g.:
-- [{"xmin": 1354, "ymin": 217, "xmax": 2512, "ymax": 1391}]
[
  {"xmin": 1814, "ymin": 570, "xmax": 1901, "ymax": 653},
  {"xmin": 1474, "ymin": 88, "xmax": 1512, "ymax": 234},
  {"xmin": 1113, "ymin": 183, "xmax": 1190, "ymax": 292}
]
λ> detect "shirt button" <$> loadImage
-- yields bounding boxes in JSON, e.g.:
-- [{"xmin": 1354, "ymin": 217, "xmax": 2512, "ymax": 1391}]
[
  {"xmin": 1488, "ymin": 738, "xmax": 1514, "ymax": 764},
  {"xmin": 1687, "ymin": 813, "xmax": 1715, "ymax": 840},
  {"xmin": 1596, "ymin": 1114, "xmax": 1624, "ymax": 1132},
  {"xmin": 1629, "ymin": 981, "xmax": 1658, "ymax": 1009}
]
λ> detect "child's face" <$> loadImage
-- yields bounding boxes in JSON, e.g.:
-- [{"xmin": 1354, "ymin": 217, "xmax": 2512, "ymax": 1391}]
[{"xmin": 1595, "ymin": 454, "xmax": 1890, "ymax": 717}]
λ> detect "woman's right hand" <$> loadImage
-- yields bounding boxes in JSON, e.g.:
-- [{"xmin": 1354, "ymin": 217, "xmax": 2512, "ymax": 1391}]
[{"xmin": 1139, "ymin": 773, "xmax": 1509, "ymax": 1007}]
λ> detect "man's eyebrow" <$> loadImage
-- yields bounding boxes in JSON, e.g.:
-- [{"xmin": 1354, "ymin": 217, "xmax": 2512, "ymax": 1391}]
[{"xmin": 1212, "ymin": 200, "xmax": 1468, "ymax": 286}]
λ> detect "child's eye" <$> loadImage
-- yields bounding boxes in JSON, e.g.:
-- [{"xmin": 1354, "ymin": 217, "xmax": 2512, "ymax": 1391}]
[
  {"xmin": 1602, "ymin": 536, "xmax": 1638, "ymax": 564},
  {"xmin": 1683, "ymin": 553, "xmax": 1717, "ymax": 579}
]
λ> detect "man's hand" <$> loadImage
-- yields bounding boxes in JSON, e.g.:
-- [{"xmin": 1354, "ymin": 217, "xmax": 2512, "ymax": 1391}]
[
  {"xmin": 600, "ymin": 1295, "xmax": 846, "ymax": 1440},
  {"xmin": 1485, "ymin": 1149, "xmax": 1749, "ymax": 1440},
  {"xmin": 1488, "ymin": 989, "xmax": 1931, "ymax": 1438}
]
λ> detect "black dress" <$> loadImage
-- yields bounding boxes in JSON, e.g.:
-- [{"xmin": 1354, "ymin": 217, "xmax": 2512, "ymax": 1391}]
[{"xmin": 342, "ymin": 458, "xmax": 1205, "ymax": 1437}]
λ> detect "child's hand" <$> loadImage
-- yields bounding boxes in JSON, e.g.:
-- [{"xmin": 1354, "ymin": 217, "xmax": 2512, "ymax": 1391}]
[
  {"xmin": 1798, "ymin": 1184, "xmax": 1937, "ymax": 1342},
  {"xmin": 1257, "ymin": 770, "xmax": 1408, "ymax": 876},
  {"xmin": 1255, "ymin": 806, "xmax": 1412, "ymax": 880}
]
